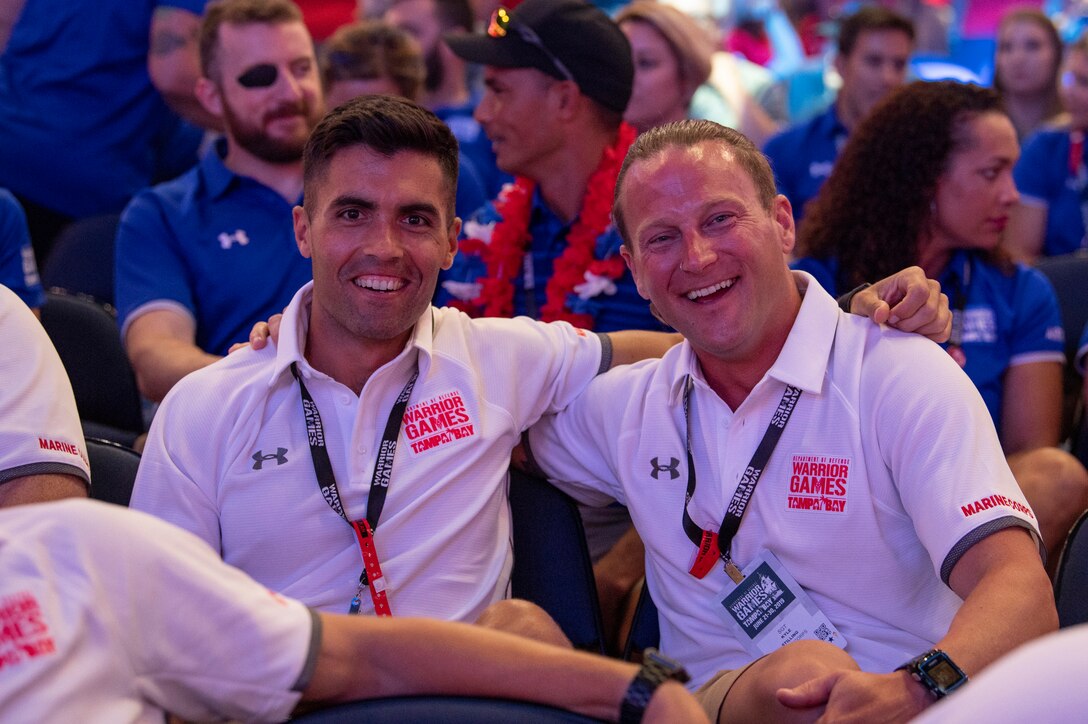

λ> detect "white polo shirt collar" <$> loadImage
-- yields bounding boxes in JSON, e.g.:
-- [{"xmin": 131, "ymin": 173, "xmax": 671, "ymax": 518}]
[
  {"xmin": 665, "ymin": 271, "xmax": 837, "ymax": 406},
  {"xmin": 266, "ymin": 281, "xmax": 437, "ymax": 388}
]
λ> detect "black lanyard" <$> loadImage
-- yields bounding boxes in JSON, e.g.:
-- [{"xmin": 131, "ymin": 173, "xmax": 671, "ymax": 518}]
[
  {"xmin": 291, "ymin": 362, "xmax": 417, "ymax": 613},
  {"xmin": 681, "ymin": 375, "xmax": 802, "ymax": 582},
  {"xmin": 945, "ymin": 256, "xmax": 972, "ymax": 367}
]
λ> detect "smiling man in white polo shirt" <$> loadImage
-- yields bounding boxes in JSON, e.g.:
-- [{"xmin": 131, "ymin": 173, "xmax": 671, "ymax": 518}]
[
  {"xmin": 526, "ymin": 120, "xmax": 1057, "ymax": 722},
  {"xmin": 131, "ymin": 91, "xmax": 950, "ymax": 641},
  {"xmin": 130, "ymin": 95, "xmax": 624, "ymax": 630}
]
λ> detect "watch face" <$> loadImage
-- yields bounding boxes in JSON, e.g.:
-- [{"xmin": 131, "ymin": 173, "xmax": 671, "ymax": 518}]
[{"xmin": 924, "ymin": 659, "xmax": 963, "ymax": 689}]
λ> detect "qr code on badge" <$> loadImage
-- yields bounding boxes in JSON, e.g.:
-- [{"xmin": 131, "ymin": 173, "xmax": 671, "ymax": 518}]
[{"xmin": 814, "ymin": 623, "xmax": 832, "ymax": 641}]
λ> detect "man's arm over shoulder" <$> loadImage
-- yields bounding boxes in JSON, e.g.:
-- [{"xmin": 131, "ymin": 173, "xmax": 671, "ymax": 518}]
[
  {"xmin": 605, "ymin": 330, "xmax": 682, "ymax": 367},
  {"xmin": 450, "ymin": 311, "xmax": 608, "ymax": 428},
  {"xmin": 525, "ymin": 360, "xmax": 656, "ymax": 507}
]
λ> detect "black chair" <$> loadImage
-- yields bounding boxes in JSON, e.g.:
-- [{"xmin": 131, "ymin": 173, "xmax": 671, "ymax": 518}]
[
  {"xmin": 1055, "ymin": 509, "xmax": 1088, "ymax": 628},
  {"xmin": 1035, "ymin": 252, "xmax": 1088, "ymax": 444},
  {"xmin": 40, "ymin": 213, "xmax": 121, "ymax": 306},
  {"xmin": 622, "ymin": 581, "xmax": 661, "ymax": 662},
  {"xmin": 509, "ymin": 470, "xmax": 606, "ymax": 654},
  {"xmin": 85, "ymin": 438, "xmax": 141, "ymax": 507},
  {"xmin": 291, "ymin": 695, "xmax": 597, "ymax": 723},
  {"xmin": 39, "ymin": 290, "xmax": 145, "ymax": 446}
]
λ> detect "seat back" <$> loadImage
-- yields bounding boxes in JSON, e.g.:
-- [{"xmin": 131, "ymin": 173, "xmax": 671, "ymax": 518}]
[
  {"xmin": 508, "ymin": 470, "xmax": 605, "ymax": 654},
  {"xmin": 292, "ymin": 695, "xmax": 598, "ymax": 723},
  {"xmin": 40, "ymin": 213, "xmax": 120, "ymax": 306},
  {"xmin": 622, "ymin": 581, "xmax": 661, "ymax": 661},
  {"xmin": 1055, "ymin": 510, "xmax": 1088, "ymax": 627},
  {"xmin": 1035, "ymin": 252, "xmax": 1088, "ymax": 443},
  {"xmin": 39, "ymin": 290, "xmax": 144, "ymax": 436},
  {"xmin": 85, "ymin": 438, "xmax": 141, "ymax": 507}
]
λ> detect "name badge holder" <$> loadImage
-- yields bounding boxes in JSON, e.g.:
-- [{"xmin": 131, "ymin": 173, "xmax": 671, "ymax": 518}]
[
  {"xmin": 679, "ymin": 378, "xmax": 846, "ymax": 655},
  {"xmin": 292, "ymin": 363, "xmax": 417, "ymax": 616},
  {"xmin": 715, "ymin": 550, "xmax": 846, "ymax": 659}
]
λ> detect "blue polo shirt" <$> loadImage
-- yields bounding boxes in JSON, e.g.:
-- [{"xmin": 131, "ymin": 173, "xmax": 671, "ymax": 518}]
[
  {"xmin": 0, "ymin": 190, "xmax": 43, "ymax": 309},
  {"xmin": 0, "ymin": 0, "xmax": 208, "ymax": 218},
  {"xmin": 115, "ymin": 141, "xmax": 312, "ymax": 356},
  {"xmin": 455, "ymin": 152, "xmax": 487, "ymax": 222},
  {"xmin": 762, "ymin": 104, "xmax": 846, "ymax": 221},
  {"xmin": 435, "ymin": 98, "xmax": 510, "ymax": 198},
  {"xmin": 794, "ymin": 251, "xmax": 1065, "ymax": 428},
  {"xmin": 1014, "ymin": 129, "xmax": 1087, "ymax": 257},
  {"xmin": 437, "ymin": 188, "xmax": 666, "ymax": 332}
]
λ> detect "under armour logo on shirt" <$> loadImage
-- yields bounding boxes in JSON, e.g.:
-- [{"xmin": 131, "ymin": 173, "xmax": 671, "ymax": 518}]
[
  {"xmin": 650, "ymin": 456, "xmax": 680, "ymax": 480},
  {"xmin": 218, "ymin": 229, "xmax": 250, "ymax": 249},
  {"xmin": 252, "ymin": 448, "xmax": 288, "ymax": 470}
]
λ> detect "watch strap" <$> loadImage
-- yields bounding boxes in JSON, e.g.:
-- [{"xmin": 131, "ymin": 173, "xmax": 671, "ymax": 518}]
[
  {"xmin": 837, "ymin": 282, "xmax": 872, "ymax": 314},
  {"xmin": 619, "ymin": 648, "xmax": 690, "ymax": 724},
  {"xmin": 896, "ymin": 648, "xmax": 968, "ymax": 699}
]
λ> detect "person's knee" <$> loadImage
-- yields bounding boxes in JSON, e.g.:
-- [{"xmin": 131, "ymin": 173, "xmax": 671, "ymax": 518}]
[
  {"xmin": 759, "ymin": 640, "xmax": 859, "ymax": 687},
  {"xmin": 717, "ymin": 641, "xmax": 858, "ymax": 723},
  {"xmin": 474, "ymin": 599, "xmax": 573, "ymax": 648},
  {"xmin": 1012, "ymin": 447, "xmax": 1088, "ymax": 520}
]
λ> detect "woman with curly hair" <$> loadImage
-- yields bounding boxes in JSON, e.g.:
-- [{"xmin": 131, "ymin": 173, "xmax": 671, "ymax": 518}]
[{"xmin": 794, "ymin": 80, "xmax": 1088, "ymax": 572}]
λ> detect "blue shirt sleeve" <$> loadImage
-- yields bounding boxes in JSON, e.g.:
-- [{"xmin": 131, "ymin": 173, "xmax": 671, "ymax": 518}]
[
  {"xmin": 1009, "ymin": 265, "xmax": 1065, "ymax": 364},
  {"xmin": 115, "ymin": 188, "xmax": 197, "ymax": 333},
  {"xmin": 0, "ymin": 189, "xmax": 44, "ymax": 309}
]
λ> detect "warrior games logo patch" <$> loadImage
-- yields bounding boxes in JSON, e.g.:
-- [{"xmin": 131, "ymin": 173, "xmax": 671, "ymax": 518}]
[
  {"xmin": 787, "ymin": 455, "xmax": 849, "ymax": 514},
  {"xmin": 403, "ymin": 390, "xmax": 476, "ymax": 455}
]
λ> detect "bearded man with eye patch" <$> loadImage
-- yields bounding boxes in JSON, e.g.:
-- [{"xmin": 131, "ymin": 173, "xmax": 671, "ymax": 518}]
[{"xmin": 115, "ymin": 0, "xmax": 325, "ymax": 403}]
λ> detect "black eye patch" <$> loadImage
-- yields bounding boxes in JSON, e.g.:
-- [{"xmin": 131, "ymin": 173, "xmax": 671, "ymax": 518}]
[{"xmin": 237, "ymin": 64, "xmax": 278, "ymax": 88}]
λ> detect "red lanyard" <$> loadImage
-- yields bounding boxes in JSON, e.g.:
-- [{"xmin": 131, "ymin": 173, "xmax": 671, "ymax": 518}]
[
  {"xmin": 291, "ymin": 362, "xmax": 417, "ymax": 616},
  {"xmin": 1071, "ymin": 130, "xmax": 1088, "ymax": 248}
]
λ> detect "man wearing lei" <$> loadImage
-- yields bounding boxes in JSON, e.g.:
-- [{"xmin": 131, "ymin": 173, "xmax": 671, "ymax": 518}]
[{"xmin": 438, "ymin": 0, "xmax": 656, "ymax": 333}]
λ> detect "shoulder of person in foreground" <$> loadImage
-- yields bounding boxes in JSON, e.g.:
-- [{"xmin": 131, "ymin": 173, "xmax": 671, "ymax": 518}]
[{"xmin": 0, "ymin": 285, "xmax": 88, "ymax": 507}]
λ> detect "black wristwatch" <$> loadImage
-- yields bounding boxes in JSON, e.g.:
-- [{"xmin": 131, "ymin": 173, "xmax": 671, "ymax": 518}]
[
  {"xmin": 837, "ymin": 282, "xmax": 871, "ymax": 313},
  {"xmin": 896, "ymin": 649, "xmax": 968, "ymax": 699},
  {"xmin": 619, "ymin": 648, "xmax": 691, "ymax": 724}
]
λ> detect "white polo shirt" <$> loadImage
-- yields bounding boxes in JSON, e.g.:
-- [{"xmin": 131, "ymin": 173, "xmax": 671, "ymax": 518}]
[
  {"xmin": 0, "ymin": 499, "xmax": 316, "ymax": 723},
  {"xmin": 131, "ymin": 282, "xmax": 605, "ymax": 621},
  {"xmin": 529, "ymin": 273, "xmax": 1040, "ymax": 688},
  {"xmin": 0, "ymin": 284, "xmax": 89, "ymax": 489}
]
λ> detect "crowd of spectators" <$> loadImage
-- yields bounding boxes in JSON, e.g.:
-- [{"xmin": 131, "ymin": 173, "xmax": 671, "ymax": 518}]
[{"xmin": 4, "ymin": 0, "xmax": 1088, "ymax": 720}]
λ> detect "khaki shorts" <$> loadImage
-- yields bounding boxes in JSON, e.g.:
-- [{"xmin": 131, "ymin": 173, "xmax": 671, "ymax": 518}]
[{"xmin": 693, "ymin": 659, "xmax": 762, "ymax": 723}]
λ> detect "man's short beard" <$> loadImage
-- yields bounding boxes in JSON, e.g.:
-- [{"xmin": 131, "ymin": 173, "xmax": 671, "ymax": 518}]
[{"xmin": 223, "ymin": 99, "xmax": 313, "ymax": 164}]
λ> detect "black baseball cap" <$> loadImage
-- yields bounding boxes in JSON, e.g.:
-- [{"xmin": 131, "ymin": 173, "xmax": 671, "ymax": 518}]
[{"xmin": 444, "ymin": 0, "xmax": 633, "ymax": 114}]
